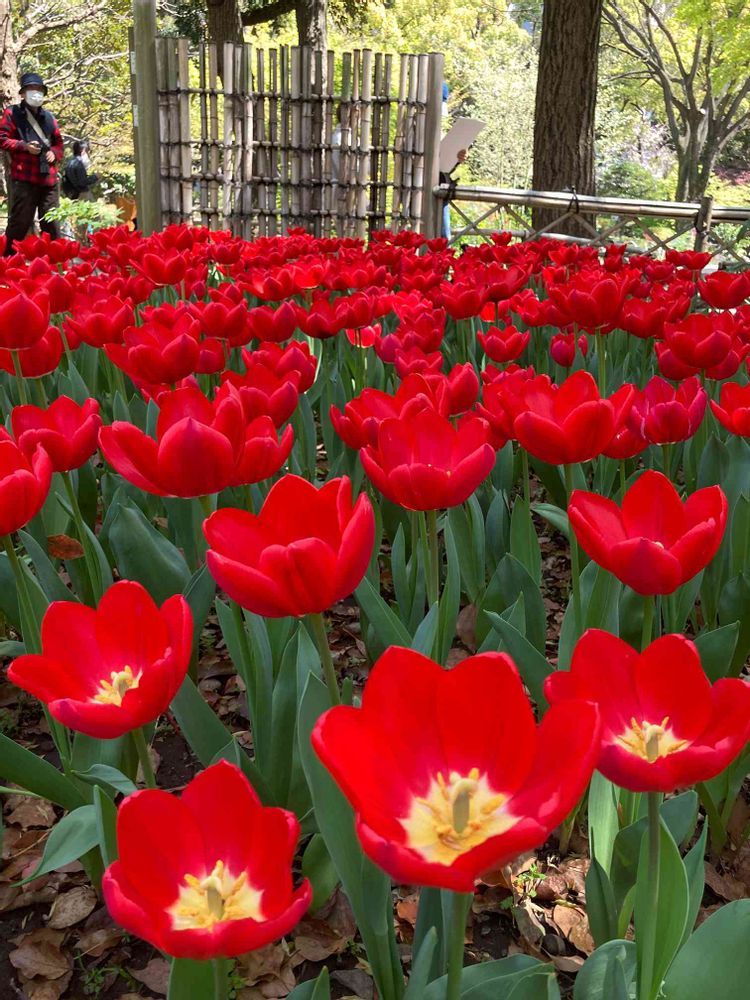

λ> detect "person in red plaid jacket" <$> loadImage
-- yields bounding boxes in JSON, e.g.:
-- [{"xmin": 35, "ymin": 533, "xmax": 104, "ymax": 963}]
[{"xmin": 0, "ymin": 72, "xmax": 64, "ymax": 255}]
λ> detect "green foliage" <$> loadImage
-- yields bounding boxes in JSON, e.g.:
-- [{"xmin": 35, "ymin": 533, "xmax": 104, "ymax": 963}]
[{"xmin": 43, "ymin": 197, "xmax": 122, "ymax": 233}]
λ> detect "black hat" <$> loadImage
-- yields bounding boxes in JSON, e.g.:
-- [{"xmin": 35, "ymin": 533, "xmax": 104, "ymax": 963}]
[{"xmin": 19, "ymin": 72, "xmax": 48, "ymax": 95}]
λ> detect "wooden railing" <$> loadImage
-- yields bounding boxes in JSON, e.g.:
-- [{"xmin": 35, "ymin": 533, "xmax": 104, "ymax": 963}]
[{"xmin": 435, "ymin": 184, "xmax": 750, "ymax": 263}]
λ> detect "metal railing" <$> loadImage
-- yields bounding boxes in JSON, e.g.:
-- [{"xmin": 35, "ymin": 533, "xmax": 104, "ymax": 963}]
[{"xmin": 435, "ymin": 184, "xmax": 750, "ymax": 263}]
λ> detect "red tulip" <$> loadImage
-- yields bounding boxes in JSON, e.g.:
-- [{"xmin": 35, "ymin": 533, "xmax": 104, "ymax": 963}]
[
  {"xmin": 132, "ymin": 249, "xmax": 191, "ymax": 288},
  {"xmin": 204, "ymin": 475, "xmax": 374, "ymax": 617},
  {"xmin": 697, "ymin": 269, "xmax": 750, "ymax": 310},
  {"xmin": 629, "ymin": 375, "xmax": 706, "ymax": 445},
  {"xmin": 666, "ymin": 250, "xmax": 711, "ymax": 272},
  {"xmin": 568, "ymin": 470, "xmax": 727, "ymax": 595},
  {"xmin": 12, "ymin": 397, "xmax": 101, "ymax": 473},
  {"xmin": 220, "ymin": 366, "xmax": 300, "ymax": 428},
  {"xmin": 312, "ymin": 646, "xmax": 600, "ymax": 891},
  {"xmin": 477, "ymin": 325, "xmax": 530, "ymax": 364},
  {"xmin": 65, "ymin": 295, "xmax": 134, "ymax": 348},
  {"xmin": 545, "ymin": 631, "xmax": 750, "ymax": 792},
  {"xmin": 394, "ymin": 347, "xmax": 444, "ymax": 379},
  {"xmin": 99, "ymin": 386, "xmax": 292, "ymax": 498},
  {"xmin": 360, "ymin": 408, "xmax": 495, "ymax": 511},
  {"xmin": 105, "ymin": 305, "xmax": 203, "ymax": 386},
  {"xmin": 190, "ymin": 298, "xmax": 251, "ymax": 347},
  {"xmin": 8, "ymin": 581, "xmax": 192, "ymax": 739},
  {"xmin": 0, "ymin": 287, "xmax": 50, "ymax": 350},
  {"xmin": 508, "ymin": 371, "xmax": 634, "ymax": 465},
  {"xmin": 248, "ymin": 340, "xmax": 317, "ymax": 393},
  {"xmin": 0, "ymin": 326, "xmax": 63, "ymax": 378},
  {"xmin": 710, "ymin": 382, "xmax": 750, "ymax": 436},
  {"xmin": 663, "ymin": 312, "xmax": 738, "ymax": 371},
  {"xmin": 102, "ymin": 761, "xmax": 311, "ymax": 958},
  {"xmin": 245, "ymin": 302, "xmax": 305, "ymax": 344},
  {"xmin": 549, "ymin": 332, "xmax": 588, "ymax": 368},
  {"xmin": 0, "ymin": 429, "xmax": 52, "ymax": 536}
]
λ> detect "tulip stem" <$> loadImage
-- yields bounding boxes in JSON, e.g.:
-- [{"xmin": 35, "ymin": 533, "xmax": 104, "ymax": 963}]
[
  {"xmin": 132, "ymin": 727, "xmax": 157, "ymax": 789},
  {"xmin": 446, "ymin": 891, "xmax": 471, "ymax": 1000},
  {"xmin": 427, "ymin": 509, "xmax": 440, "ymax": 608},
  {"xmin": 640, "ymin": 791, "xmax": 663, "ymax": 1000},
  {"xmin": 61, "ymin": 471, "xmax": 103, "ymax": 605},
  {"xmin": 10, "ymin": 350, "xmax": 29, "ymax": 405},
  {"xmin": 641, "ymin": 594, "xmax": 654, "ymax": 651},
  {"xmin": 212, "ymin": 958, "xmax": 230, "ymax": 1000},
  {"xmin": 619, "ymin": 461, "xmax": 627, "ymax": 500},
  {"xmin": 308, "ymin": 612, "xmax": 341, "ymax": 706},
  {"xmin": 696, "ymin": 782, "xmax": 727, "ymax": 856},
  {"xmin": 595, "ymin": 330, "xmax": 606, "ymax": 397},
  {"xmin": 563, "ymin": 464, "xmax": 583, "ymax": 637},
  {"xmin": 198, "ymin": 494, "xmax": 215, "ymax": 519}
]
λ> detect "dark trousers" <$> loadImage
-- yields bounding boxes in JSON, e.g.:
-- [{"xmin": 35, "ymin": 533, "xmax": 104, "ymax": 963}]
[{"xmin": 3, "ymin": 180, "xmax": 60, "ymax": 255}]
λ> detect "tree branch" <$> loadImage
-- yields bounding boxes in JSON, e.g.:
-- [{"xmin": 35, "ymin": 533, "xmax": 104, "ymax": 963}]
[
  {"xmin": 15, "ymin": 1, "xmax": 111, "ymax": 51},
  {"xmin": 241, "ymin": 0, "xmax": 296, "ymax": 27}
]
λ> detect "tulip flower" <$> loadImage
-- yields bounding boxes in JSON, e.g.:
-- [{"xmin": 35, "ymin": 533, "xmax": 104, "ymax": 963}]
[
  {"xmin": 247, "ymin": 340, "xmax": 318, "ymax": 393},
  {"xmin": 190, "ymin": 297, "xmax": 251, "ymax": 347},
  {"xmin": 360, "ymin": 408, "xmax": 495, "ymax": 511},
  {"xmin": 477, "ymin": 325, "xmax": 530, "ymax": 364},
  {"xmin": 568, "ymin": 470, "xmax": 727, "ymax": 595},
  {"xmin": 0, "ymin": 287, "xmax": 50, "ymax": 350},
  {"xmin": 12, "ymin": 397, "xmax": 101, "ymax": 473},
  {"xmin": 629, "ymin": 375, "xmax": 706, "ymax": 446},
  {"xmin": 0, "ymin": 326, "xmax": 63, "ymax": 378},
  {"xmin": 64, "ymin": 295, "xmax": 134, "ymax": 348},
  {"xmin": 203, "ymin": 475, "xmax": 374, "ymax": 617},
  {"xmin": 0, "ymin": 429, "xmax": 52, "ymax": 536},
  {"xmin": 545, "ymin": 630, "xmax": 750, "ymax": 792},
  {"xmin": 697, "ymin": 269, "xmax": 750, "ymax": 310},
  {"xmin": 105, "ymin": 304, "xmax": 207, "ymax": 386},
  {"xmin": 102, "ymin": 761, "xmax": 311, "ymax": 959},
  {"xmin": 221, "ymin": 365, "xmax": 300, "ymax": 428},
  {"xmin": 663, "ymin": 312, "xmax": 739, "ymax": 372},
  {"xmin": 312, "ymin": 646, "xmax": 600, "ymax": 891},
  {"xmin": 8, "ymin": 581, "xmax": 192, "ymax": 739},
  {"xmin": 499, "ymin": 370, "xmax": 634, "ymax": 466},
  {"xmin": 99, "ymin": 386, "xmax": 293, "ymax": 498},
  {"xmin": 710, "ymin": 382, "xmax": 750, "ymax": 437}
]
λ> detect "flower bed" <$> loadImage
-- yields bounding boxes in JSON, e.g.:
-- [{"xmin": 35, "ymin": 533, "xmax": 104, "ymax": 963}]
[{"xmin": 1, "ymin": 225, "xmax": 750, "ymax": 999}]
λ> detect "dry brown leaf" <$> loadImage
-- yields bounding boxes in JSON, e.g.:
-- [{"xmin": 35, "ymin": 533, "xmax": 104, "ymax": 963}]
[
  {"xmin": 6, "ymin": 798, "xmax": 57, "ymax": 830},
  {"xmin": 20, "ymin": 971, "xmax": 73, "ymax": 1000},
  {"xmin": 396, "ymin": 894, "xmax": 419, "ymax": 928},
  {"xmin": 47, "ymin": 534, "xmax": 84, "ymax": 560},
  {"xmin": 9, "ymin": 928, "xmax": 69, "ymax": 980},
  {"xmin": 47, "ymin": 885, "xmax": 98, "ymax": 929},
  {"xmin": 332, "ymin": 968, "xmax": 375, "ymax": 999},
  {"xmin": 704, "ymin": 863, "xmax": 743, "ymax": 901},
  {"xmin": 76, "ymin": 908, "xmax": 125, "ymax": 958},
  {"xmin": 130, "ymin": 957, "xmax": 170, "ymax": 995},
  {"xmin": 294, "ymin": 918, "xmax": 351, "ymax": 962},
  {"xmin": 550, "ymin": 954, "xmax": 585, "ymax": 974},
  {"xmin": 535, "ymin": 873, "xmax": 569, "ymax": 902},
  {"xmin": 726, "ymin": 795, "xmax": 750, "ymax": 846},
  {"xmin": 513, "ymin": 898, "xmax": 546, "ymax": 950},
  {"xmin": 237, "ymin": 942, "xmax": 297, "ymax": 995},
  {"xmin": 456, "ymin": 604, "xmax": 478, "ymax": 651},
  {"xmin": 552, "ymin": 904, "xmax": 594, "ymax": 954}
]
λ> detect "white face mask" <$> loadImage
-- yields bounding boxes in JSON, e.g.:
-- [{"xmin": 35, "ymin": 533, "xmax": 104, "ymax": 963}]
[
  {"xmin": 24, "ymin": 90, "xmax": 44, "ymax": 108},
  {"xmin": 81, "ymin": 153, "xmax": 90, "ymax": 166}
]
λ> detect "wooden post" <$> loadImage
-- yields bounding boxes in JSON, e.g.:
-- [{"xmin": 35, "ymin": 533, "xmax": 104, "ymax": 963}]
[
  {"xmin": 419, "ymin": 51, "xmax": 444, "ymax": 239},
  {"xmin": 132, "ymin": 0, "xmax": 161, "ymax": 234}
]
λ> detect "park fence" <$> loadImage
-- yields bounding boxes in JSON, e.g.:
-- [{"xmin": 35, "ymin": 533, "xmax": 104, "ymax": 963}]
[{"xmin": 132, "ymin": 34, "xmax": 444, "ymax": 239}]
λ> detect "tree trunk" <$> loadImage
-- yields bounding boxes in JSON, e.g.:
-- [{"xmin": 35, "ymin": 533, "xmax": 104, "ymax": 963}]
[
  {"xmin": 295, "ymin": 0, "xmax": 326, "ymax": 50},
  {"xmin": 532, "ymin": 0, "xmax": 602, "ymax": 235},
  {"xmin": 207, "ymin": 0, "xmax": 244, "ymax": 82},
  {"xmin": 0, "ymin": 0, "xmax": 16, "ymax": 209}
]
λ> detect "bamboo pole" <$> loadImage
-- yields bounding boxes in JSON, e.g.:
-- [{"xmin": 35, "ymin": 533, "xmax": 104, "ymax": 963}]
[
  {"xmin": 177, "ymin": 39, "xmax": 192, "ymax": 224},
  {"xmin": 419, "ymin": 52, "xmax": 444, "ymax": 238},
  {"xmin": 132, "ymin": 0, "xmax": 160, "ymax": 234}
]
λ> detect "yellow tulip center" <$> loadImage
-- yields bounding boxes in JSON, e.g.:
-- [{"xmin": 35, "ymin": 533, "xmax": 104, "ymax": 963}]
[
  {"xmin": 93, "ymin": 665, "xmax": 140, "ymax": 706},
  {"xmin": 169, "ymin": 860, "xmax": 262, "ymax": 930},
  {"xmin": 616, "ymin": 716, "xmax": 689, "ymax": 763},
  {"xmin": 401, "ymin": 767, "xmax": 512, "ymax": 865}
]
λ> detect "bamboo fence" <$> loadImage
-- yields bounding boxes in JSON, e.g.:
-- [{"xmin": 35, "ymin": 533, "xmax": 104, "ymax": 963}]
[{"xmin": 150, "ymin": 39, "xmax": 443, "ymax": 238}]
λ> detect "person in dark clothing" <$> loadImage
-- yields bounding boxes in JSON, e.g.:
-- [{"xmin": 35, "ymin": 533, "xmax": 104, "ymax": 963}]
[
  {"xmin": 0, "ymin": 72, "xmax": 64, "ymax": 255},
  {"xmin": 63, "ymin": 140, "xmax": 98, "ymax": 200}
]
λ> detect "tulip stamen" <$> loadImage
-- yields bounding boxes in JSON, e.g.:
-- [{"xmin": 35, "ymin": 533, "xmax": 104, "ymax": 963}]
[
  {"xmin": 404, "ymin": 767, "xmax": 512, "ymax": 864},
  {"xmin": 170, "ymin": 860, "xmax": 261, "ymax": 931},
  {"xmin": 616, "ymin": 715, "xmax": 689, "ymax": 763},
  {"xmin": 93, "ymin": 665, "xmax": 140, "ymax": 706}
]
